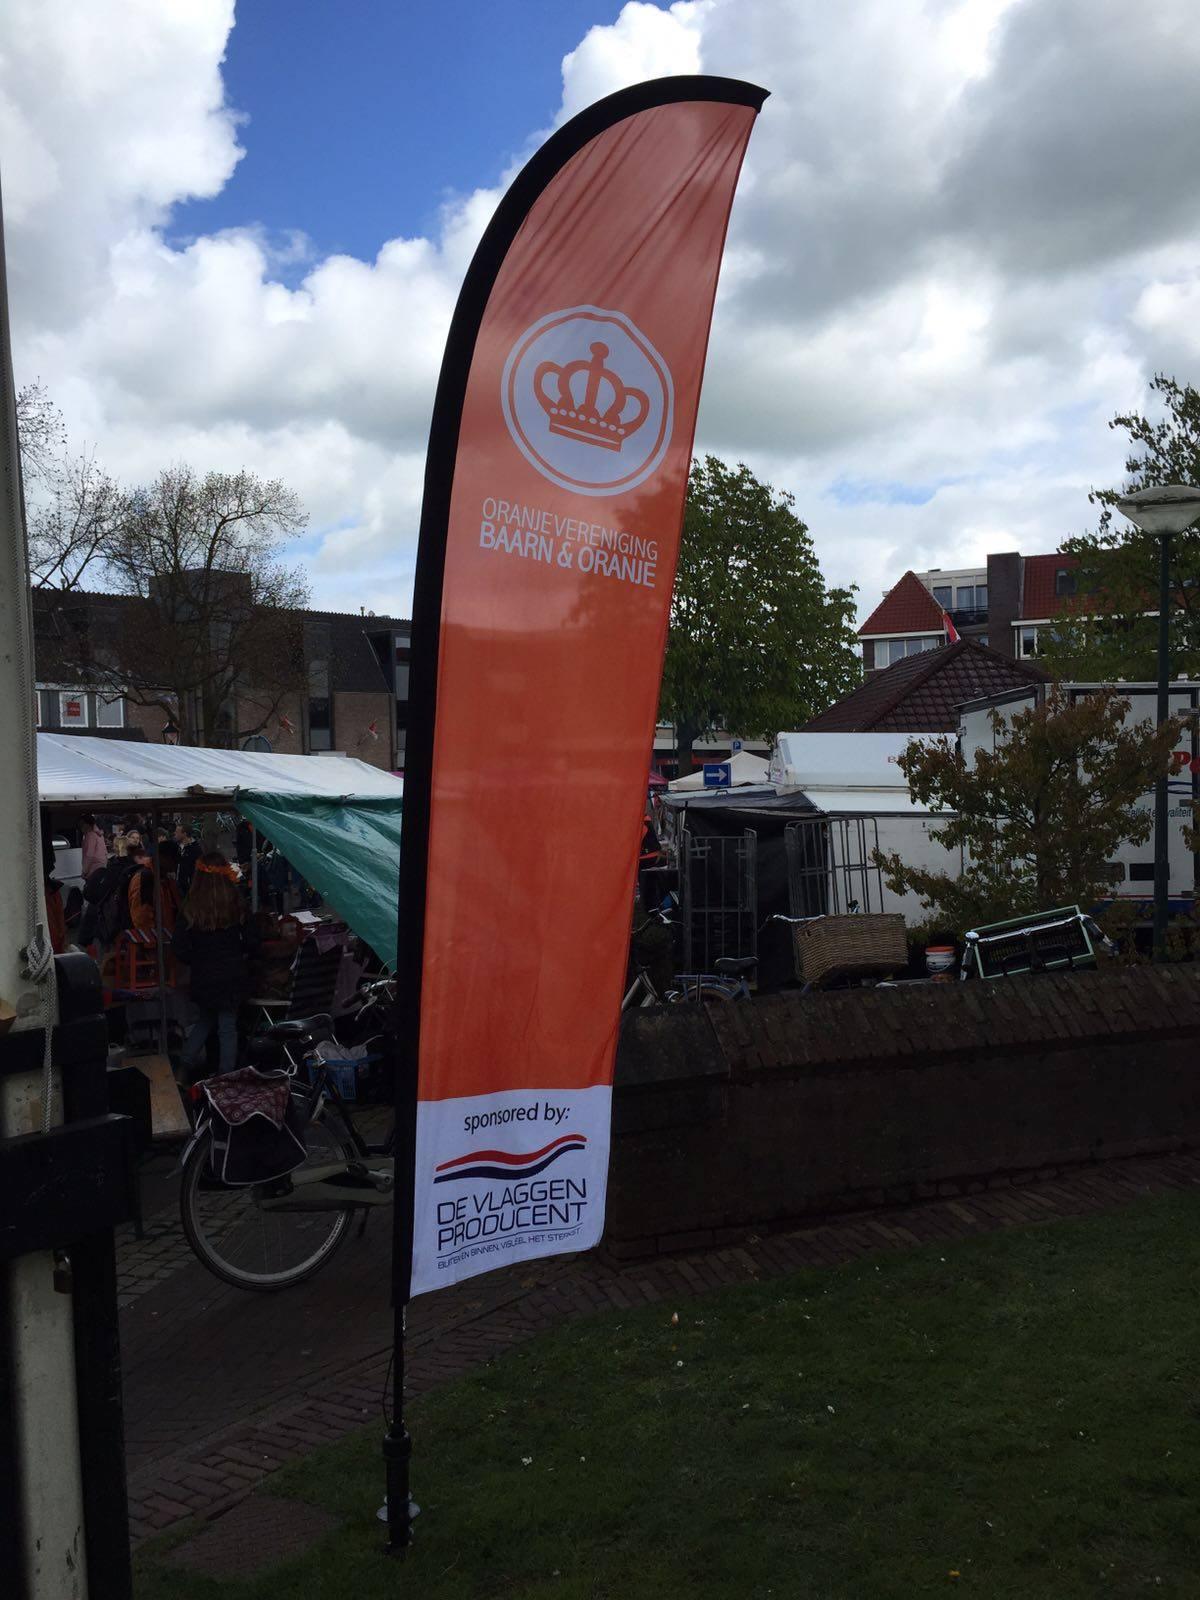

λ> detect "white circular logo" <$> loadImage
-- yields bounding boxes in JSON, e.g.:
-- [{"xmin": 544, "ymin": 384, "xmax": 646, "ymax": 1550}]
[{"xmin": 500, "ymin": 306, "xmax": 674, "ymax": 497}]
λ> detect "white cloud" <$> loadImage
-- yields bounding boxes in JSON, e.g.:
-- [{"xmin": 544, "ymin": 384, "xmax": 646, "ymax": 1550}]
[{"xmin": 4, "ymin": 0, "xmax": 1200, "ymax": 626}]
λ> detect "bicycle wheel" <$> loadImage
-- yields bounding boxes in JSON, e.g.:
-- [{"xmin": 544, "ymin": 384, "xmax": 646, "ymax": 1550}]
[
  {"xmin": 180, "ymin": 1108, "xmax": 356, "ymax": 1292},
  {"xmin": 671, "ymin": 982, "xmax": 735, "ymax": 1005}
]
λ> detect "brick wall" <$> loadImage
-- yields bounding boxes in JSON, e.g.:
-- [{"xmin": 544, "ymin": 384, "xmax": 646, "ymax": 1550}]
[
  {"xmin": 122, "ymin": 694, "xmax": 307, "ymax": 752},
  {"xmin": 332, "ymin": 690, "xmax": 394, "ymax": 769},
  {"xmin": 986, "ymin": 552, "xmax": 1021, "ymax": 658},
  {"xmin": 236, "ymin": 691, "xmax": 304, "ymax": 754},
  {"xmin": 608, "ymin": 966, "xmax": 1200, "ymax": 1256},
  {"xmin": 123, "ymin": 700, "xmax": 167, "ymax": 743}
]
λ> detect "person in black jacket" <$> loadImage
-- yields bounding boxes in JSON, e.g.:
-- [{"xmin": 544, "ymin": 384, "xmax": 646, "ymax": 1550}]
[
  {"xmin": 235, "ymin": 817, "xmax": 255, "ymax": 870},
  {"xmin": 173, "ymin": 852, "xmax": 258, "ymax": 1077},
  {"xmin": 174, "ymin": 821, "xmax": 202, "ymax": 898}
]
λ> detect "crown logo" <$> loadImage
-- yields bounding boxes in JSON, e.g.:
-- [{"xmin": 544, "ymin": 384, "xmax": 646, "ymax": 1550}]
[{"xmin": 534, "ymin": 341, "xmax": 651, "ymax": 453}]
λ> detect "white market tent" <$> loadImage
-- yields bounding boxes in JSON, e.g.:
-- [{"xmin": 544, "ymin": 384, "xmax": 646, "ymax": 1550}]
[
  {"xmin": 770, "ymin": 732, "xmax": 950, "ymax": 815},
  {"xmin": 37, "ymin": 733, "xmax": 402, "ymax": 806},
  {"xmin": 667, "ymin": 749, "xmax": 771, "ymax": 793},
  {"xmin": 38, "ymin": 734, "xmax": 404, "ymax": 965}
]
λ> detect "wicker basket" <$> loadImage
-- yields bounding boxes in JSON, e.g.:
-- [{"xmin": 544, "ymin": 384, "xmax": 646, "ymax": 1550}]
[{"xmin": 793, "ymin": 913, "xmax": 908, "ymax": 986}]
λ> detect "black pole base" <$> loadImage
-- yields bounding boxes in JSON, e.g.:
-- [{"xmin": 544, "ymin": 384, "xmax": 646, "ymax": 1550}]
[{"xmin": 382, "ymin": 1420, "xmax": 413, "ymax": 1553}]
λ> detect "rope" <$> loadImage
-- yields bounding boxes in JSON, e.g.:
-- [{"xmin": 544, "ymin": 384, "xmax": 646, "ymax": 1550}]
[
  {"xmin": 1, "ymin": 196, "xmax": 57, "ymax": 1131},
  {"xmin": 11, "ymin": 464, "xmax": 57, "ymax": 1132}
]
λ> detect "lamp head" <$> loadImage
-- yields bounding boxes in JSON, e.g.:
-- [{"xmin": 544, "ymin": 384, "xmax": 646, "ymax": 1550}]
[{"xmin": 1115, "ymin": 483, "xmax": 1200, "ymax": 537}]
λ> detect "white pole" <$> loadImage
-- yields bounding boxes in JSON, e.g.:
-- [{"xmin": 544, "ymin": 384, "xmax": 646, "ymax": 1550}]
[{"xmin": 0, "ymin": 184, "xmax": 88, "ymax": 1594}]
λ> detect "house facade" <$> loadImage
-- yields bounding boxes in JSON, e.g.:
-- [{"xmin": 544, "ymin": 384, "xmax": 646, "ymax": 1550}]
[{"xmin": 859, "ymin": 551, "xmax": 1082, "ymax": 673}]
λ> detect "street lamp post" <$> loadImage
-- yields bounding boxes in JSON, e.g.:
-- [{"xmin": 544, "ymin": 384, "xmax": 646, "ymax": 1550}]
[{"xmin": 1115, "ymin": 484, "xmax": 1200, "ymax": 959}]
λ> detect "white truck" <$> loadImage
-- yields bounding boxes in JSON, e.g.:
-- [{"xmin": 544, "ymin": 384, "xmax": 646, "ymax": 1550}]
[
  {"xmin": 957, "ymin": 681, "xmax": 1199, "ymax": 916},
  {"xmin": 770, "ymin": 731, "xmax": 964, "ymax": 924}
]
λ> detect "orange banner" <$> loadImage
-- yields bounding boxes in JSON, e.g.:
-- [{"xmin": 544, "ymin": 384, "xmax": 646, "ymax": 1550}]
[{"xmin": 401, "ymin": 78, "xmax": 765, "ymax": 1297}]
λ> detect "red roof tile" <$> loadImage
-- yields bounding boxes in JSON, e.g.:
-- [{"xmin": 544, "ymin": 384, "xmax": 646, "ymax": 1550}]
[
  {"xmin": 804, "ymin": 639, "xmax": 1048, "ymax": 733},
  {"xmin": 857, "ymin": 571, "xmax": 946, "ymax": 636},
  {"xmin": 1021, "ymin": 554, "xmax": 1079, "ymax": 620}
]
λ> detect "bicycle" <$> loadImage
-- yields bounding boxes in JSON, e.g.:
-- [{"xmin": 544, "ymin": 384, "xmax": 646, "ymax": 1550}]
[
  {"xmin": 179, "ymin": 979, "xmax": 397, "ymax": 1292},
  {"xmin": 623, "ymin": 903, "xmax": 760, "ymax": 1008},
  {"xmin": 622, "ymin": 953, "xmax": 759, "ymax": 1008}
]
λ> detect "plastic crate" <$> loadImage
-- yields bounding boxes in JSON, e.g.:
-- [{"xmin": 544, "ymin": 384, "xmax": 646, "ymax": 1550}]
[{"xmin": 963, "ymin": 906, "xmax": 1097, "ymax": 980}]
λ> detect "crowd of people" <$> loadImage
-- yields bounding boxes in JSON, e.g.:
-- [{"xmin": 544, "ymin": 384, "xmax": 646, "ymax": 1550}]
[{"xmin": 43, "ymin": 810, "xmax": 314, "ymax": 1078}]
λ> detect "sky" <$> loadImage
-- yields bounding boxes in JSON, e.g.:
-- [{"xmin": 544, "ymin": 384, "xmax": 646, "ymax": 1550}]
[{"xmin": 4, "ymin": 0, "xmax": 1200, "ymax": 623}]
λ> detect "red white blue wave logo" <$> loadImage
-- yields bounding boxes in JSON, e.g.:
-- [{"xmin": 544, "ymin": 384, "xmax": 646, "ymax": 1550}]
[{"xmin": 435, "ymin": 1132, "xmax": 587, "ymax": 1183}]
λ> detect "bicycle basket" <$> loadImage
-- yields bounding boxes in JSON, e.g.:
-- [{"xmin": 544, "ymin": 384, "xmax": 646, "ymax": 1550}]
[
  {"xmin": 793, "ymin": 913, "xmax": 907, "ymax": 986},
  {"xmin": 308, "ymin": 1039, "xmax": 372, "ymax": 1102}
]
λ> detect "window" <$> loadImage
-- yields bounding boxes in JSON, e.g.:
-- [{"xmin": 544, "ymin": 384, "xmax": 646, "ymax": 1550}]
[
  {"xmin": 308, "ymin": 696, "xmax": 332, "ymax": 751},
  {"xmin": 954, "ymin": 583, "xmax": 987, "ymax": 610},
  {"xmin": 931, "ymin": 584, "xmax": 952, "ymax": 608},
  {"xmin": 1128, "ymin": 863, "xmax": 1155, "ymax": 883},
  {"xmin": 308, "ymin": 639, "xmax": 332, "ymax": 749},
  {"xmin": 58, "ymin": 690, "xmax": 88, "ymax": 728},
  {"xmin": 1018, "ymin": 628, "xmax": 1039, "ymax": 658},
  {"xmin": 96, "ymin": 695, "xmax": 124, "ymax": 728},
  {"xmin": 1055, "ymin": 568, "xmax": 1076, "ymax": 598},
  {"xmin": 886, "ymin": 637, "xmax": 939, "ymax": 664}
]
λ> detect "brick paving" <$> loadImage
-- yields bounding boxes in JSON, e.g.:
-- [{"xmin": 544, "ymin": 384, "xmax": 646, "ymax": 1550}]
[
  {"xmin": 123, "ymin": 1147, "xmax": 1200, "ymax": 1547},
  {"xmin": 162, "ymin": 1493, "xmax": 339, "ymax": 1578}
]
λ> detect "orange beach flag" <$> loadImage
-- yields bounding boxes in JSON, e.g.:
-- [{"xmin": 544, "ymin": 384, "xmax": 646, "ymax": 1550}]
[{"xmin": 396, "ymin": 77, "xmax": 767, "ymax": 1299}]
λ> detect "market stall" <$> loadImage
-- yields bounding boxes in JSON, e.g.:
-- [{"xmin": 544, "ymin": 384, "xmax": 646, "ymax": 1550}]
[
  {"xmin": 38, "ymin": 735, "xmax": 404, "ymax": 1131},
  {"xmin": 666, "ymin": 749, "xmax": 772, "ymax": 792},
  {"xmin": 37, "ymin": 734, "xmax": 403, "ymax": 965}
]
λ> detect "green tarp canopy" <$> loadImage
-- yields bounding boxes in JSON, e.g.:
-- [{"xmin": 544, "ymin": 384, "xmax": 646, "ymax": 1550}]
[{"xmin": 237, "ymin": 792, "xmax": 402, "ymax": 969}]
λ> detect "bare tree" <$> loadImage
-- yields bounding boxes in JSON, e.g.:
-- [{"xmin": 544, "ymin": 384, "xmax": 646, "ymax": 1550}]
[
  {"xmin": 27, "ymin": 452, "xmax": 126, "ymax": 590},
  {"xmin": 15, "ymin": 381, "xmax": 66, "ymax": 487},
  {"xmin": 20, "ymin": 389, "xmax": 313, "ymax": 745},
  {"xmin": 17, "ymin": 381, "xmax": 124, "ymax": 589},
  {"xmin": 82, "ymin": 466, "xmax": 311, "ymax": 746}
]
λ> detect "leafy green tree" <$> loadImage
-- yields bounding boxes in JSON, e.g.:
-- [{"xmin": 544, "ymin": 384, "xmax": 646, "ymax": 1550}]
[
  {"xmin": 1041, "ymin": 374, "xmax": 1200, "ymax": 682},
  {"xmin": 660, "ymin": 455, "xmax": 860, "ymax": 768},
  {"xmin": 875, "ymin": 689, "xmax": 1187, "ymax": 933}
]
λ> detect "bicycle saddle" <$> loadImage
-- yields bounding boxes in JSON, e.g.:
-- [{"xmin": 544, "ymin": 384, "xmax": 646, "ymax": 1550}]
[
  {"xmin": 714, "ymin": 956, "xmax": 757, "ymax": 977},
  {"xmin": 266, "ymin": 1013, "xmax": 334, "ymax": 1041}
]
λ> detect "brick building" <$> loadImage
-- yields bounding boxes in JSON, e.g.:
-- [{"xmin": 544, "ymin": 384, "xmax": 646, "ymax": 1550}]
[
  {"xmin": 32, "ymin": 586, "xmax": 411, "ymax": 771},
  {"xmin": 859, "ymin": 551, "xmax": 1082, "ymax": 673}
]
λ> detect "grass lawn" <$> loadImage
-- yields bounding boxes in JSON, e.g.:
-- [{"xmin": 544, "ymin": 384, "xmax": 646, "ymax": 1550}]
[{"xmin": 135, "ymin": 1188, "xmax": 1200, "ymax": 1599}]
